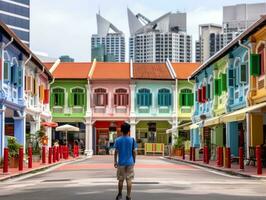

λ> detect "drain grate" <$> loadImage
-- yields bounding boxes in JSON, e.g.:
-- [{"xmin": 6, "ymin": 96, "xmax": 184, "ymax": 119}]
[
  {"xmin": 42, "ymin": 179, "xmax": 72, "ymax": 182},
  {"xmin": 133, "ymin": 182, "xmax": 159, "ymax": 185}
]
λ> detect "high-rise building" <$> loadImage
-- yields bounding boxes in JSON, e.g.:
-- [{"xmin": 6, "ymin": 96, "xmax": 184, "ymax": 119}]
[
  {"xmin": 0, "ymin": 0, "xmax": 30, "ymax": 45},
  {"xmin": 91, "ymin": 14, "xmax": 125, "ymax": 62},
  {"xmin": 196, "ymin": 2, "xmax": 266, "ymax": 63},
  {"xmin": 223, "ymin": 3, "xmax": 266, "ymax": 33},
  {"xmin": 128, "ymin": 8, "xmax": 192, "ymax": 63}
]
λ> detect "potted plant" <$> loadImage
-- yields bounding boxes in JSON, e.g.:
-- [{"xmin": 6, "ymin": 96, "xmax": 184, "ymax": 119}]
[
  {"xmin": 172, "ymin": 135, "xmax": 184, "ymax": 156},
  {"xmin": 7, "ymin": 136, "xmax": 20, "ymax": 168}
]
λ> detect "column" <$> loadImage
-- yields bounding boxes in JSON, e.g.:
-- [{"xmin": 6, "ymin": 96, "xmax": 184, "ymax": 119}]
[
  {"xmin": 0, "ymin": 107, "xmax": 5, "ymax": 157},
  {"xmin": 130, "ymin": 120, "xmax": 136, "ymax": 140},
  {"xmin": 86, "ymin": 84, "xmax": 92, "ymax": 115},
  {"xmin": 85, "ymin": 121, "xmax": 93, "ymax": 156},
  {"xmin": 226, "ymin": 122, "xmax": 238, "ymax": 156},
  {"xmin": 130, "ymin": 84, "xmax": 136, "ymax": 117},
  {"xmin": 14, "ymin": 115, "xmax": 26, "ymax": 149}
]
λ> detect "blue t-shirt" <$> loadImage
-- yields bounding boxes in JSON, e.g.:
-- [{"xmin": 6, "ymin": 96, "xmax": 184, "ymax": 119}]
[{"xmin": 114, "ymin": 136, "xmax": 137, "ymax": 166}]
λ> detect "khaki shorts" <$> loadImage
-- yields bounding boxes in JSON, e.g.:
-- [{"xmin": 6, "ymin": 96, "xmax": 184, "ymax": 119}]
[{"xmin": 117, "ymin": 165, "xmax": 135, "ymax": 181}]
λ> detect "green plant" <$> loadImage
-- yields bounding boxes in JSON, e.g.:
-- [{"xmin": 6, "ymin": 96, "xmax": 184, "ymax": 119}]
[
  {"xmin": 26, "ymin": 126, "xmax": 47, "ymax": 155},
  {"xmin": 7, "ymin": 136, "xmax": 21, "ymax": 159},
  {"xmin": 173, "ymin": 135, "xmax": 184, "ymax": 149}
]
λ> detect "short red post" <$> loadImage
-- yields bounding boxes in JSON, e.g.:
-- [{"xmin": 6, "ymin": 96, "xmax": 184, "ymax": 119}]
[
  {"xmin": 59, "ymin": 146, "xmax": 62, "ymax": 159},
  {"xmin": 226, "ymin": 147, "xmax": 231, "ymax": 168},
  {"xmin": 53, "ymin": 146, "xmax": 56, "ymax": 163},
  {"xmin": 66, "ymin": 146, "xmax": 69, "ymax": 159},
  {"xmin": 42, "ymin": 146, "xmax": 46, "ymax": 164},
  {"xmin": 77, "ymin": 145, "xmax": 79, "ymax": 157},
  {"xmin": 56, "ymin": 146, "xmax": 59, "ymax": 161},
  {"xmin": 216, "ymin": 147, "xmax": 220, "ymax": 167},
  {"xmin": 205, "ymin": 146, "xmax": 209, "ymax": 164},
  {"xmin": 73, "ymin": 145, "xmax": 76, "ymax": 158},
  {"xmin": 48, "ymin": 147, "xmax": 52, "ymax": 164},
  {"xmin": 19, "ymin": 147, "xmax": 23, "ymax": 171},
  {"xmin": 189, "ymin": 147, "xmax": 192, "ymax": 161},
  {"xmin": 28, "ymin": 147, "xmax": 32, "ymax": 168},
  {"xmin": 192, "ymin": 147, "xmax": 196, "ymax": 161},
  {"xmin": 182, "ymin": 146, "xmax": 185, "ymax": 160},
  {"xmin": 63, "ymin": 145, "xmax": 66, "ymax": 159},
  {"xmin": 256, "ymin": 145, "xmax": 262, "ymax": 175},
  {"xmin": 239, "ymin": 147, "xmax": 244, "ymax": 170},
  {"xmin": 3, "ymin": 148, "xmax": 9, "ymax": 173}
]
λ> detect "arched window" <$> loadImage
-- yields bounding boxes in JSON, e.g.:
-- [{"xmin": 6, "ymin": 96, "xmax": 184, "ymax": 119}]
[
  {"xmin": 94, "ymin": 88, "xmax": 108, "ymax": 106},
  {"xmin": 240, "ymin": 53, "xmax": 248, "ymax": 83},
  {"xmin": 52, "ymin": 88, "xmax": 65, "ymax": 106},
  {"xmin": 137, "ymin": 88, "xmax": 152, "ymax": 107},
  {"xmin": 180, "ymin": 89, "xmax": 193, "ymax": 107},
  {"xmin": 114, "ymin": 88, "xmax": 128, "ymax": 106},
  {"xmin": 158, "ymin": 89, "xmax": 171, "ymax": 107},
  {"xmin": 71, "ymin": 88, "xmax": 85, "ymax": 107}
]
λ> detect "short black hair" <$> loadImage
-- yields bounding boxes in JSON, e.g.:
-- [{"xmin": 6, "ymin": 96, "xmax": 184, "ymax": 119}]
[{"xmin": 121, "ymin": 122, "xmax": 130, "ymax": 135}]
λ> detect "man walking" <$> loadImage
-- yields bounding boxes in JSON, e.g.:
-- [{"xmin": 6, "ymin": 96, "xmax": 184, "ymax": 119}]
[{"xmin": 114, "ymin": 122, "xmax": 137, "ymax": 200}]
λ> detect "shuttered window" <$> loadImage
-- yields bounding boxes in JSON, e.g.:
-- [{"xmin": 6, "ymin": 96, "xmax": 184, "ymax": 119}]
[
  {"xmin": 17, "ymin": 67, "xmax": 23, "ymax": 87},
  {"xmin": 114, "ymin": 88, "xmax": 129, "ymax": 106},
  {"xmin": 201, "ymin": 86, "xmax": 206, "ymax": 102},
  {"xmin": 43, "ymin": 89, "xmax": 49, "ymax": 104},
  {"xmin": 52, "ymin": 88, "xmax": 64, "ymax": 106},
  {"xmin": 94, "ymin": 88, "xmax": 108, "ymax": 106},
  {"xmin": 214, "ymin": 79, "xmax": 222, "ymax": 96},
  {"xmin": 26, "ymin": 76, "xmax": 32, "ymax": 92},
  {"xmin": 260, "ymin": 49, "xmax": 265, "ymax": 75},
  {"xmin": 137, "ymin": 88, "xmax": 152, "ymax": 107},
  {"xmin": 180, "ymin": 89, "xmax": 193, "ymax": 106},
  {"xmin": 39, "ymin": 85, "xmax": 44, "ymax": 102},
  {"xmin": 228, "ymin": 69, "xmax": 235, "ymax": 87},
  {"xmin": 71, "ymin": 88, "xmax": 85, "ymax": 107},
  {"xmin": 158, "ymin": 88, "xmax": 172, "ymax": 107},
  {"xmin": 240, "ymin": 64, "xmax": 247, "ymax": 83},
  {"xmin": 221, "ymin": 73, "xmax": 227, "ymax": 91},
  {"xmin": 206, "ymin": 84, "xmax": 211, "ymax": 100},
  {"xmin": 4, "ymin": 61, "xmax": 9, "ymax": 82},
  {"xmin": 11, "ymin": 65, "xmax": 18, "ymax": 86},
  {"xmin": 250, "ymin": 54, "xmax": 260, "ymax": 76}
]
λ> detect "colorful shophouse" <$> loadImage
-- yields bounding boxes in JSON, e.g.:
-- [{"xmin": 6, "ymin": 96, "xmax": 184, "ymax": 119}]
[
  {"xmin": 168, "ymin": 62, "xmax": 200, "ymax": 149},
  {"xmin": 0, "ymin": 22, "xmax": 52, "ymax": 156},
  {"xmin": 49, "ymin": 62, "xmax": 91, "ymax": 152},
  {"xmin": 88, "ymin": 62, "xmax": 131, "ymax": 155},
  {"xmin": 189, "ymin": 15, "xmax": 266, "ymax": 160},
  {"xmin": 130, "ymin": 62, "xmax": 176, "ymax": 152}
]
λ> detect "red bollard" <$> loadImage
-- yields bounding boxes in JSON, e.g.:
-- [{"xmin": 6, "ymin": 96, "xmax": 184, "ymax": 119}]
[
  {"xmin": 226, "ymin": 147, "xmax": 231, "ymax": 168},
  {"xmin": 192, "ymin": 147, "xmax": 196, "ymax": 161},
  {"xmin": 63, "ymin": 146, "xmax": 66, "ymax": 159},
  {"xmin": 216, "ymin": 147, "xmax": 220, "ymax": 167},
  {"xmin": 48, "ymin": 147, "xmax": 52, "ymax": 164},
  {"xmin": 42, "ymin": 146, "xmax": 46, "ymax": 164},
  {"xmin": 239, "ymin": 147, "xmax": 244, "ymax": 170},
  {"xmin": 59, "ymin": 146, "xmax": 62, "ymax": 159},
  {"xmin": 73, "ymin": 145, "xmax": 76, "ymax": 158},
  {"xmin": 28, "ymin": 147, "xmax": 32, "ymax": 168},
  {"xmin": 205, "ymin": 146, "xmax": 209, "ymax": 164},
  {"xmin": 182, "ymin": 146, "xmax": 185, "ymax": 160},
  {"xmin": 3, "ymin": 148, "xmax": 9, "ymax": 173},
  {"xmin": 189, "ymin": 147, "xmax": 192, "ymax": 161},
  {"xmin": 256, "ymin": 145, "xmax": 262, "ymax": 175},
  {"xmin": 66, "ymin": 146, "xmax": 69, "ymax": 159},
  {"xmin": 203, "ymin": 146, "xmax": 207, "ymax": 163},
  {"xmin": 19, "ymin": 147, "xmax": 23, "ymax": 171},
  {"xmin": 77, "ymin": 145, "xmax": 79, "ymax": 157},
  {"xmin": 53, "ymin": 146, "xmax": 56, "ymax": 163}
]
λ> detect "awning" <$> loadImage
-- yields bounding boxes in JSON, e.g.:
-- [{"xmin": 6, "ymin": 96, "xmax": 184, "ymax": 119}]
[
  {"xmin": 220, "ymin": 102, "xmax": 266, "ymax": 123},
  {"xmin": 179, "ymin": 122, "xmax": 192, "ymax": 131},
  {"xmin": 203, "ymin": 116, "xmax": 220, "ymax": 127},
  {"xmin": 41, "ymin": 122, "xmax": 58, "ymax": 128},
  {"xmin": 189, "ymin": 123, "xmax": 200, "ymax": 129}
]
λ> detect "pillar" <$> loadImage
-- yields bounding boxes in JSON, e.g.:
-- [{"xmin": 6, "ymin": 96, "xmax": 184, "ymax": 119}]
[
  {"xmin": 192, "ymin": 128, "xmax": 200, "ymax": 148},
  {"xmin": 130, "ymin": 119, "xmax": 136, "ymax": 140},
  {"xmin": 226, "ymin": 122, "xmax": 238, "ymax": 156},
  {"xmin": 130, "ymin": 84, "xmax": 136, "ymax": 117},
  {"xmin": 14, "ymin": 115, "xmax": 26, "ymax": 149},
  {"xmin": 250, "ymin": 113, "xmax": 263, "ymax": 146},
  {"xmin": 85, "ymin": 121, "xmax": 93, "ymax": 156},
  {"xmin": 0, "ymin": 108, "xmax": 5, "ymax": 157}
]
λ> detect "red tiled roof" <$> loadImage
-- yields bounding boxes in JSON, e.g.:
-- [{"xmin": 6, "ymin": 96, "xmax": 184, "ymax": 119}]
[
  {"xmin": 52, "ymin": 62, "xmax": 92, "ymax": 79},
  {"xmin": 43, "ymin": 62, "xmax": 54, "ymax": 70},
  {"xmin": 92, "ymin": 62, "xmax": 130, "ymax": 80},
  {"xmin": 133, "ymin": 63, "xmax": 173, "ymax": 80},
  {"xmin": 171, "ymin": 63, "xmax": 201, "ymax": 79}
]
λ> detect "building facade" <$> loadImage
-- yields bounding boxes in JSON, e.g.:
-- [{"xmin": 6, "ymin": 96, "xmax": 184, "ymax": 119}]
[
  {"xmin": 0, "ymin": 0, "xmax": 30, "ymax": 45},
  {"xmin": 0, "ymin": 22, "xmax": 52, "ymax": 156}
]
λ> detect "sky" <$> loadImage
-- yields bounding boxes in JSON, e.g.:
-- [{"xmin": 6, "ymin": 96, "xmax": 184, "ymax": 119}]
[{"xmin": 30, "ymin": 0, "xmax": 265, "ymax": 62}]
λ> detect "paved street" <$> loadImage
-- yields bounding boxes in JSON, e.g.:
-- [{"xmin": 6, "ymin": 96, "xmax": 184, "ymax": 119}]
[{"xmin": 0, "ymin": 156, "xmax": 266, "ymax": 200}]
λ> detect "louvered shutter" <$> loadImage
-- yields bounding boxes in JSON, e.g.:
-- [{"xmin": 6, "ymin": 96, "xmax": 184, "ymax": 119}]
[
  {"xmin": 17, "ymin": 67, "xmax": 22, "ymax": 87},
  {"xmin": 202, "ymin": 86, "xmax": 206, "ymax": 102},
  {"xmin": 43, "ymin": 89, "xmax": 49, "ymax": 104},
  {"xmin": 260, "ymin": 49, "xmax": 265, "ymax": 75},
  {"xmin": 4, "ymin": 62, "xmax": 9, "ymax": 81},
  {"xmin": 168, "ymin": 93, "xmax": 172, "ymax": 106},
  {"xmin": 148, "ymin": 93, "xmax": 152, "ymax": 106},
  {"xmin": 250, "ymin": 54, "xmax": 261, "ymax": 76},
  {"xmin": 104, "ymin": 93, "xmax": 108, "ymax": 106},
  {"xmin": 137, "ymin": 93, "xmax": 141, "ymax": 106},
  {"xmin": 114, "ymin": 94, "xmax": 117, "ymax": 106},
  {"xmin": 228, "ymin": 69, "xmax": 235, "ymax": 86},
  {"xmin": 158, "ymin": 93, "xmax": 162, "ymax": 106},
  {"xmin": 221, "ymin": 74, "xmax": 227, "ymax": 91},
  {"xmin": 214, "ymin": 79, "xmax": 219, "ymax": 96},
  {"xmin": 179, "ymin": 93, "xmax": 183, "ymax": 106}
]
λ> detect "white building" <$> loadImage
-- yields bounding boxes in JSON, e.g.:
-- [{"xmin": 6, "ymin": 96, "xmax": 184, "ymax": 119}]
[
  {"xmin": 91, "ymin": 14, "xmax": 125, "ymax": 62},
  {"xmin": 128, "ymin": 8, "xmax": 192, "ymax": 63}
]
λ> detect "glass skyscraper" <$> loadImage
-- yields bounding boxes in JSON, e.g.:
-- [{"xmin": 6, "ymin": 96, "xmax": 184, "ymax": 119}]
[{"xmin": 0, "ymin": 0, "xmax": 30, "ymax": 45}]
